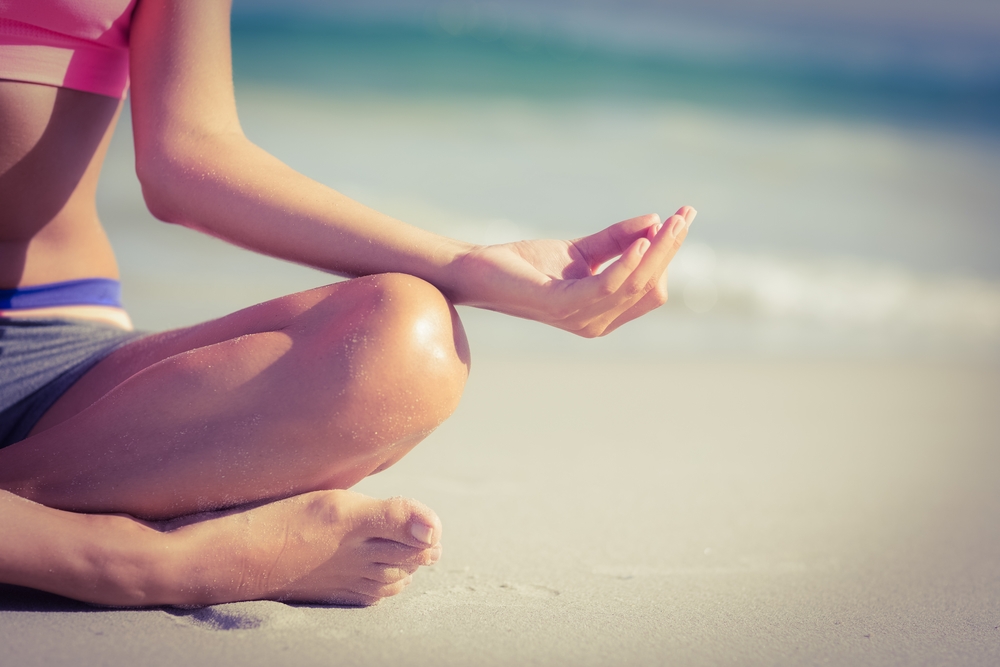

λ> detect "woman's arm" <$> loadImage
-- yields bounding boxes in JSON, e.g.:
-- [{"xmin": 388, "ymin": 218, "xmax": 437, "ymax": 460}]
[
  {"xmin": 130, "ymin": 0, "xmax": 458, "ymax": 282},
  {"xmin": 129, "ymin": 0, "xmax": 693, "ymax": 337}
]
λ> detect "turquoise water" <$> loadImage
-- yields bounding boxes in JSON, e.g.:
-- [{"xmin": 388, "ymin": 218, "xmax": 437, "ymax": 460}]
[
  {"xmin": 231, "ymin": 17, "xmax": 1000, "ymax": 132},
  {"xmin": 99, "ymin": 12, "xmax": 1000, "ymax": 360}
]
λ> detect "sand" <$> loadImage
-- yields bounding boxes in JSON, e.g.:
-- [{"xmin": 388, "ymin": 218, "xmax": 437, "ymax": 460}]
[{"xmin": 2, "ymin": 354, "xmax": 998, "ymax": 666}]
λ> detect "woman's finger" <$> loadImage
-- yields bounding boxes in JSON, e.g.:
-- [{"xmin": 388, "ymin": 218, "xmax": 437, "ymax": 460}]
[
  {"xmin": 600, "ymin": 280, "xmax": 672, "ymax": 335},
  {"xmin": 589, "ymin": 235, "xmax": 651, "ymax": 296},
  {"xmin": 571, "ymin": 214, "xmax": 660, "ymax": 270},
  {"xmin": 576, "ymin": 261, "xmax": 673, "ymax": 336},
  {"xmin": 558, "ymin": 209, "xmax": 692, "ymax": 335},
  {"xmin": 620, "ymin": 212, "xmax": 689, "ymax": 296},
  {"xmin": 549, "ymin": 237, "xmax": 647, "ymax": 331}
]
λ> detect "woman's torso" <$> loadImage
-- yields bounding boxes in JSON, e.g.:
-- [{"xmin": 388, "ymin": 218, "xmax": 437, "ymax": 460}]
[
  {"xmin": 1, "ymin": 0, "xmax": 137, "ymax": 327},
  {"xmin": 0, "ymin": 80, "xmax": 131, "ymax": 327}
]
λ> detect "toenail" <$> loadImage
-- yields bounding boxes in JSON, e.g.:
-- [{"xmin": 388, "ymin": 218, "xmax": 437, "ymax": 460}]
[{"xmin": 410, "ymin": 521, "xmax": 434, "ymax": 545}]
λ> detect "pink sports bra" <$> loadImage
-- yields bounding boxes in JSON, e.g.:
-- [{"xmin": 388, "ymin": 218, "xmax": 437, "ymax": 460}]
[{"xmin": 0, "ymin": 0, "xmax": 137, "ymax": 99}]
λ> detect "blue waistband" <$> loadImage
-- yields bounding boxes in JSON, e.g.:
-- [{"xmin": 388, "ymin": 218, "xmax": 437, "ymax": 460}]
[{"xmin": 0, "ymin": 278, "xmax": 123, "ymax": 309}]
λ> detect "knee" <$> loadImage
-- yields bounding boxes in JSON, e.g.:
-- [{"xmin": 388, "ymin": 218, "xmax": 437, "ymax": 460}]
[{"xmin": 327, "ymin": 273, "xmax": 470, "ymax": 430}]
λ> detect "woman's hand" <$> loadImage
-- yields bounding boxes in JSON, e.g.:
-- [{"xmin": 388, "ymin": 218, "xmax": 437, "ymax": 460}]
[{"xmin": 448, "ymin": 207, "xmax": 695, "ymax": 337}]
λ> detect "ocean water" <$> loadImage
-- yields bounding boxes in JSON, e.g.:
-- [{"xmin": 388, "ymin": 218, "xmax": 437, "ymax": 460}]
[{"xmin": 99, "ymin": 4, "xmax": 1000, "ymax": 361}]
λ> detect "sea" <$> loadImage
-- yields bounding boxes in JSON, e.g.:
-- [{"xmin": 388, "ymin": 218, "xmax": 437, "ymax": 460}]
[{"xmin": 98, "ymin": 0, "xmax": 1000, "ymax": 362}]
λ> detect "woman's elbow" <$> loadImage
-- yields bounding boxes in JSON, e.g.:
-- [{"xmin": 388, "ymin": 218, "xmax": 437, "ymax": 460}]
[
  {"xmin": 139, "ymin": 185, "xmax": 182, "ymax": 225},
  {"xmin": 135, "ymin": 150, "xmax": 187, "ymax": 224},
  {"xmin": 135, "ymin": 129, "xmax": 245, "ymax": 226}
]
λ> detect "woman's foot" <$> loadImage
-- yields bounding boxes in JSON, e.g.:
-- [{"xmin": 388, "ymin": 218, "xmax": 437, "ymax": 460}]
[{"xmin": 164, "ymin": 489, "xmax": 442, "ymax": 606}]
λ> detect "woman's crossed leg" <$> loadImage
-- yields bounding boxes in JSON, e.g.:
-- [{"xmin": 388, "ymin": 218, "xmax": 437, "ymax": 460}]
[{"xmin": 0, "ymin": 272, "xmax": 470, "ymax": 605}]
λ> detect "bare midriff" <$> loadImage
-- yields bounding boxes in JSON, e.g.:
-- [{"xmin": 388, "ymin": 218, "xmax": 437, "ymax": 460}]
[{"xmin": 0, "ymin": 78, "xmax": 133, "ymax": 329}]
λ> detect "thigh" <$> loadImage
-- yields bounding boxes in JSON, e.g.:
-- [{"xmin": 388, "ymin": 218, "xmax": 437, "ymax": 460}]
[{"xmin": 28, "ymin": 281, "xmax": 349, "ymax": 435}]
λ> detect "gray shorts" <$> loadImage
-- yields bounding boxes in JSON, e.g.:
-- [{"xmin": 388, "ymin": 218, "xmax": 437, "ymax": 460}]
[{"xmin": 0, "ymin": 318, "xmax": 146, "ymax": 448}]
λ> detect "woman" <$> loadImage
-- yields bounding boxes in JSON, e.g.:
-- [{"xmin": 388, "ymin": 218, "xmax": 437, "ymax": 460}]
[{"xmin": 0, "ymin": 0, "xmax": 694, "ymax": 606}]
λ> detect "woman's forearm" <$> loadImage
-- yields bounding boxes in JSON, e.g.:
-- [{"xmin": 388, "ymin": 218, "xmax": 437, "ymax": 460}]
[{"xmin": 136, "ymin": 131, "xmax": 477, "ymax": 299}]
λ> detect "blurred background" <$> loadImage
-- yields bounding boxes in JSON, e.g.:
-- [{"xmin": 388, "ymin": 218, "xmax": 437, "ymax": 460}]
[{"xmin": 100, "ymin": 0, "xmax": 1000, "ymax": 362}]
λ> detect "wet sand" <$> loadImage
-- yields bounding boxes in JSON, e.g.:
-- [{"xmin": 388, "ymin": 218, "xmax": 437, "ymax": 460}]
[{"xmin": 3, "ymin": 354, "xmax": 998, "ymax": 666}]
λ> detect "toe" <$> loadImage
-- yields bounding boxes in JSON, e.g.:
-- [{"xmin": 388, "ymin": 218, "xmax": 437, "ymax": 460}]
[
  {"xmin": 355, "ymin": 576, "xmax": 412, "ymax": 599},
  {"xmin": 355, "ymin": 496, "xmax": 442, "ymax": 548},
  {"xmin": 365, "ymin": 540, "xmax": 441, "ymax": 566},
  {"xmin": 365, "ymin": 562, "xmax": 422, "ymax": 584}
]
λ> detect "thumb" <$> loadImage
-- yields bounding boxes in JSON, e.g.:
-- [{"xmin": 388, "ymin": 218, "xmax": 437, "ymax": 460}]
[{"xmin": 573, "ymin": 214, "xmax": 660, "ymax": 269}]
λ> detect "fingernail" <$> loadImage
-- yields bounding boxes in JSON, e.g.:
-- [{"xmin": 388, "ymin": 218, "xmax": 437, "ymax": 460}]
[
  {"xmin": 410, "ymin": 522, "xmax": 434, "ymax": 545},
  {"xmin": 637, "ymin": 238, "xmax": 650, "ymax": 255},
  {"xmin": 669, "ymin": 216, "xmax": 686, "ymax": 236},
  {"xmin": 652, "ymin": 223, "xmax": 663, "ymax": 236},
  {"xmin": 687, "ymin": 207, "xmax": 698, "ymax": 222},
  {"xmin": 427, "ymin": 545, "xmax": 443, "ymax": 564}
]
